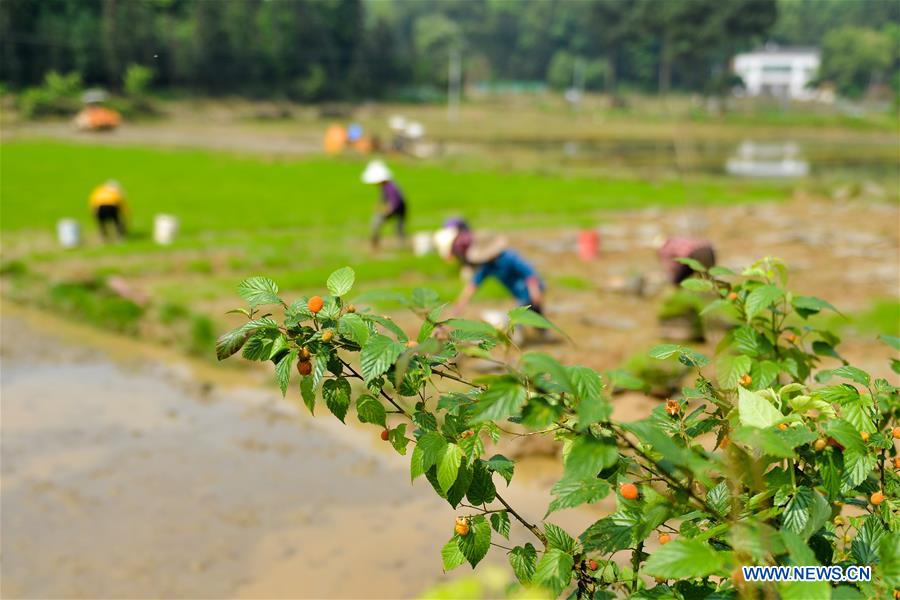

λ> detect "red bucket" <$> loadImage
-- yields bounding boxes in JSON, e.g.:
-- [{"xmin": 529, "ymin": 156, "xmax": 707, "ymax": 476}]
[{"xmin": 578, "ymin": 230, "xmax": 600, "ymax": 261}]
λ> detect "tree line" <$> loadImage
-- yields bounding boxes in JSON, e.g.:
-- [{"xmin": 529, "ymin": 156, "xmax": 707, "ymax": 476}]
[{"xmin": 2, "ymin": 0, "xmax": 898, "ymax": 101}]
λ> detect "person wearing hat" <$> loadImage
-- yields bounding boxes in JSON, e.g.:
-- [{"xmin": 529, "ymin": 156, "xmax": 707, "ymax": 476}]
[
  {"xmin": 655, "ymin": 236, "xmax": 716, "ymax": 285},
  {"xmin": 89, "ymin": 179, "xmax": 128, "ymax": 241},
  {"xmin": 434, "ymin": 219, "xmax": 545, "ymax": 316},
  {"xmin": 361, "ymin": 160, "xmax": 406, "ymax": 250}
]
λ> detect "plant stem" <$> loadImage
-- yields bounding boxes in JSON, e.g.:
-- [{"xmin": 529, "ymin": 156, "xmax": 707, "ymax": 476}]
[
  {"xmin": 339, "ymin": 358, "xmax": 409, "ymax": 416},
  {"xmin": 432, "ymin": 368, "xmax": 480, "ymax": 387},
  {"xmin": 495, "ymin": 491, "xmax": 547, "ymax": 545}
]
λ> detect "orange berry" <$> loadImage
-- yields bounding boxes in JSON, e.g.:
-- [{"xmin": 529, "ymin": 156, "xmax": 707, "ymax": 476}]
[
  {"xmin": 727, "ymin": 292, "xmax": 739, "ymax": 301},
  {"xmin": 665, "ymin": 399, "xmax": 680, "ymax": 417},
  {"xmin": 406, "ymin": 339, "xmax": 417, "ymax": 348},
  {"xmin": 380, "ymin": 429, "xmax": 390, "ymax": 441},
  {"xmin": 297, "ymin": 360, "xmax": 312, "ymax": 376},
  {"xmin": 321, "ymin": 330, "xmax": 334, "ymax": 343},
  {"xmin": 299, "ymin": 347, "xmax": 311, "ymax": 360},
  {"xmin": 892, "ymin": 427, "xmax": 900, "ymax": 439},
  {"xmin": 740, "ymin": 374, "xmax": 752, "ymax": 386},
  {"xmin": 814, "ymin": 439, "xmax": 827, "ymax": 451},
  {"xmin": 732, "ymin": 567, "xmax": 745, "ymax": 586},
  {"xmin": 718, "ymin": 435, "xmax": 730, "ymax": 449},
  {"xmin": 784, "ymin": 332, "xmax": 798, "ymax": 343},
  {"xmin": 870, "ymin": 491, "xmax": 885, "ymax": 506},
  {"xmin": 860, "ymin": 431, "xmax": 870, "ymax": 442},
  {"xmin": 454, "ymin": 517, "xmax": 470, "ymax": 536},
  {"xmin": 346, "ymin": 304, "xmax": 356, "ymax": 313},
  {"xmin": 620, "ymin": 483, "xmax": 639, "ymax": 500},
  {"xmin": 587, "ymin": 559, "xmax": 598, "ymax": 571},
  {"xmin": 658, "ymin": 533, "xmax": 671, "ymax": 545},
  {"xmin": 893, "ymin": 457, "xmax": 900, "ymax": 470},
  {"xmin": 307, "ymin": 296, "xmax": 324, "ymax": 313},
  {"xmin": 778, "ymin": 423, "xmax": 788, "ymax": 431}
]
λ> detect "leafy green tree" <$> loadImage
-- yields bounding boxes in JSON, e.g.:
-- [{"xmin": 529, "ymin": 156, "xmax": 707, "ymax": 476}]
[
  {"xmin": 219, "ymin": 259, "xmax": 899, "ymax": 598},
  {"xmin": 820, "ymin": 26, "xmax": 894, "ymax": 99}
]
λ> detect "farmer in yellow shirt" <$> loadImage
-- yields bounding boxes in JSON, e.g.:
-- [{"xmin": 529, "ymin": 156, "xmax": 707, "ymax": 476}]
[{"xmin": 89, "ymin": 180, "xmax": 127, "ymax": 240}]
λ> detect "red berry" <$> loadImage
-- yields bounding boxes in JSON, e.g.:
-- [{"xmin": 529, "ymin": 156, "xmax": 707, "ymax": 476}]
[
  {"xmin": 658, "ymin": 533, "xmax": 671, "ymax": 544},
  {"xmin": 587, "ymin": 559, "xmax": 598, "ymax": 571},
  {"xmin": 380, "ymin": 429, "xmax": 390, "ymax": 441},
  {"xmin": 297, "ymin": 360, "xmax": 312, "ymax": 376}
]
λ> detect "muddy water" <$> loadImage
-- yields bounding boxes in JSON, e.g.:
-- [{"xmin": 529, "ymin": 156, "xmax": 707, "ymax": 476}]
[{"xmin": 0, "ymin": 307, "xmax": 597, "ymax": 599}]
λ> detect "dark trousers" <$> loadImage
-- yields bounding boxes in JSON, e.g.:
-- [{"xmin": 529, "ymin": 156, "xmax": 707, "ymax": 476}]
[
  {"xmin": 96, "ymin": 204, "xmax": 125, "ymax": 240},
  {"xmin": 370, "ymin": 208, "xmax": 406, "ymax": 248}
]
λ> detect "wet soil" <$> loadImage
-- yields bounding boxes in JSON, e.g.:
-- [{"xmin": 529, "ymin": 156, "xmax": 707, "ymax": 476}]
[{"xmin": 0, "ymin": 305, "xmax": 603, "ymax": 599}]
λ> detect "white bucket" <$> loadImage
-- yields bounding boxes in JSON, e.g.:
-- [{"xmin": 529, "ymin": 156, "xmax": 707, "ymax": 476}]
[
  {"xmin": 153, "ymin": 214, "xmax": 179, "ymax": 245},
  {"xmin": 57, "ymin": 219, "xmax": 80, "ymax": 248},
  {"xmin": 412, "ymin": 231, "xmax": 434, "ymax": 256},
  {"xmin": 481, "ymin": 309, "xmax": 509, "ymax": 330}
]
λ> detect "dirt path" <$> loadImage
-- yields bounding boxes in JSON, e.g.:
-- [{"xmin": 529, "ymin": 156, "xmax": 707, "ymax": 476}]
[{"xmin": 0, "ymin": 305, "xmax": 603, "ymax": 599}]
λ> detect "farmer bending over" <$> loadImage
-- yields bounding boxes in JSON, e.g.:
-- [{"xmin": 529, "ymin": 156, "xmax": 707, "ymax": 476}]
[
  {"xmin": 656, "ymin": 236, "xmax": 716, "ymax": 285},
  {"xmin": 89, "ymin": 179, "xmax": 127, "ymax": 241},
  {"xmin": 361, "ymin": 160, "xmax": 406, "ymax": 250},
  {"xmin": 435, "ymin": 219, "xmax": 545, "ymax": 316}
]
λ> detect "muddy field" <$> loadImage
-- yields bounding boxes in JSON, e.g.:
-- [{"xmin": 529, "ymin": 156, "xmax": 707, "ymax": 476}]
[{"xmin": 1, "ymin": 306, "xmax": 609, "ymax": 599}]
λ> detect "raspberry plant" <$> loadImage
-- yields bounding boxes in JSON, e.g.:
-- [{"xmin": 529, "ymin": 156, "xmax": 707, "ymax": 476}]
[{"xmin": 218, "ymin": 259, "xmax": 899, "ymax": 598}]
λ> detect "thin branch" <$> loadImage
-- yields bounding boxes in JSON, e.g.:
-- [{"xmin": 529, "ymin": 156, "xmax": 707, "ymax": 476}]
[
  {"xmin": 495, "ymin": 491, "xmax": 547, "ymax": 545},
  {"xmin": 339, "ymin": 358, "xmax": 409, "ymax": 416},
  {"xmin": 433, "ymin": 368, "xmax": 481, "ymax": 387}
]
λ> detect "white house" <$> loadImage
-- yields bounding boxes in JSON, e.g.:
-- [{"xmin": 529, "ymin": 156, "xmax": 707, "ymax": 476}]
[{"xmin": 732, "ymin": 44, "xmax": 820, "ymax": 100}]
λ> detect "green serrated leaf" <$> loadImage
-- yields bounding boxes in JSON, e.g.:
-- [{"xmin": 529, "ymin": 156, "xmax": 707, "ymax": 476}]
[
  {"xmin": 338, "ymin": 313, "xmax": 370, "ymax": 346},
  {"xmin": 509, "ymin": 543, "xmax": 537, "ymax": 584},
  {"xmin": 745, "ymin": 284, "xmax": 784, "ymax": 321},
  {"xmin": 490, "ymin": 511, "xmax": 510, "ymax": 539},
  {"xmin": 738, "ymin": 386, "xmax": 784, "ymax": 428},
  {"xmin": 792, "ymin": 295, "xmax": 838, "ymax": 319},
  {"xmin": 851, "ymin": 514, "xmax": 885, "ymax": 564},
  {"xmin": 563, "ymin": 436, "xmax": 617, "ymax": 481},
  {"xmin": 533, "ymin": 548, "xmax": 573, "ymax": 594},
  {"xmin": 508, "ymin": 306, "xmax": 567, "ymax": 338},
  {"xmin": 274, "ymin": 350, "xmax": 297, "ymax": 397},
  {"xmin": 831, "ymin": 365, "xmax": 871, "ymax": 387},
  {"xmin": 717, "ymin": 354, "xmax": 752, "ymax": 389},
  {"xmin": 547, "ymin": 477, "xmax": 610, "ymax": 515},
  {"xmin": 360, "ymin": 334, "xmax": 403, "ymax": 383},
  {"xmin": 356, "ymin": 394, "xmax": 386, "ymax": 428},
  {"xmin": 466, "ymin": 462, "xmax": 496, "ymax": 506},
  {"xmin": 484, "ymin": 454, "xmax": 515, "ymax": 485},
  {"xmin": 437, "ymin": 443, "xmax": 463, "ymax": 493},
  {"xmin": 457, "ymin": 515, "xmax": 491, "ymax": 568},
  {"xmin": 471, "ymin": 380, "xmax": 527, "ymax": 423},
  {"xmin": 299, "ymin": 375, "xmax": 316, "ymax": 414},
  {"xmin": 326, "ymin": 267, "xmax": 355, "ymax": 297},
  {"xmin": 580, "ymin": 511, "xmax": 640, "ymax": 553},
  {"xmin": 643, "ymin": 539, "xmax": 726, "ymax": 579},
  {"xmin": 680, "ymin": 277, "xmax": 714, "ymax": 292},
  {"xmin": 389, "ymin": 423, "xmax": 409, "ymax": 455},
  {"xmin": 544, "ymin": 523, "xmax": 577, "ymax": 553},
  {"xmin": 322, "ymin": 377, "xmax": 351, "ymax": 422},
  {"xmin": 237, "ymin": 276, "xmax": 281, "ymax": 307},
  {"xmin": 441, "ymin": 536, "xmax": 466, "ymax": 571},
  {"xmin": 649, "ymin": 344, "xmax": 681, "ymax": 360}
]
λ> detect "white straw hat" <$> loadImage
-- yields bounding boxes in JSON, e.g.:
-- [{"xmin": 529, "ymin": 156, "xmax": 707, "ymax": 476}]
[{"xmin": 361, "ymin": 160, "xmax": 392, "ymax": 184}]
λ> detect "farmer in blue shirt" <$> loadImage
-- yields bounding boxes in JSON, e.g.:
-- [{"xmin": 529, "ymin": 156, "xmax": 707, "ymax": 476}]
[
  {"xmin": 434, "ymin": 219, "xmax": 545, "ymax": 316},
  {"xmin": 362, "ymin": 160, "xmax": 406, "ymax": 250}
]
